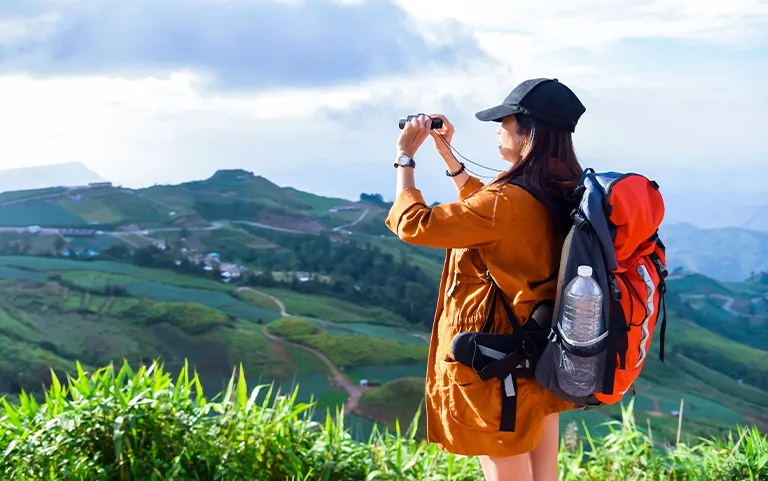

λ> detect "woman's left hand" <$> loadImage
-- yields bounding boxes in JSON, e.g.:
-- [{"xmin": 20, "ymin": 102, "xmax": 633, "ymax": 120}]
[{"xmin": 396, "ymin": 115, "xmax": 432, "ymax": 158}]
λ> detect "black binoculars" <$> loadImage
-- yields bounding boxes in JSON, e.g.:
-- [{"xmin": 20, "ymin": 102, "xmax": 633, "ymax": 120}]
[{"xmin": 398, "ymin": 114, "xmax": 443, "ymax": 130}]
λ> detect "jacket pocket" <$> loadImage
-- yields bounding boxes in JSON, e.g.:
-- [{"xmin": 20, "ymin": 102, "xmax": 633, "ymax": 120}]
[{"xmin": 441, "ymin": 359, "xmax": 501, "ymax": 432}]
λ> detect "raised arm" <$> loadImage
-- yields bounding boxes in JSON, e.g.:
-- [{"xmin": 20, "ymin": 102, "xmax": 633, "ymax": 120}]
[
  {"xmin": 386, "ymin": 183, "xmax": 513, "ymax": 250},
  {"xmin": 388, "ymin": 114, "xmax": 511, "ymax": 249}
]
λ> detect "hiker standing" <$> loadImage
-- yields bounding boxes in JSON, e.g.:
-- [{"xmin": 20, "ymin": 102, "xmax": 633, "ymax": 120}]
[{"xmin": 386, "ymin": 78, "xmax": 587, "ymax": 481}]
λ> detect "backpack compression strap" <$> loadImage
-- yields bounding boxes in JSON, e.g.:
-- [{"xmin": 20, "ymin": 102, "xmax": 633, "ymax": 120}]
[{"xmin": 650, "ymin": 252, "xmax": 668, "ymax": 362}]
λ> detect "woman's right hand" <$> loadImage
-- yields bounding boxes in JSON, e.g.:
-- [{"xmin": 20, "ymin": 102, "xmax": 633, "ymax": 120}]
[{"xmin": 428, "ymin": 114, "xmax": 455, "ymax": 154}]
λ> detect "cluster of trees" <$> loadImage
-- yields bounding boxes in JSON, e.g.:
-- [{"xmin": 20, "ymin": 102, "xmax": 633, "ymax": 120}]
[
  {"xmin": 98, "ymin": 244, "xmax": 223, "ymax": 280},
  {"xmin": 359, "ymin": 193, "xmax": 392, "ymax": 208}
]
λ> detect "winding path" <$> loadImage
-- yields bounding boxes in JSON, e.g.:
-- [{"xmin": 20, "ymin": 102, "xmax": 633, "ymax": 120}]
[{"xmin": 237, "ymin": 287, "xmax": 366, "ymax": 416}]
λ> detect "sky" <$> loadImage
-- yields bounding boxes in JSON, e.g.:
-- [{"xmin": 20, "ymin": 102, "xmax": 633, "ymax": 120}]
[{"xmin": 0, "ymin": 0, "xmax": 766, "ymax": 206}]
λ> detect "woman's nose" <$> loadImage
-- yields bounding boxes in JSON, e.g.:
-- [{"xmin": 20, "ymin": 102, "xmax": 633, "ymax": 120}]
[{"xmin": 496, "ymin": 126, "xmax": 501, "ymax": 135}]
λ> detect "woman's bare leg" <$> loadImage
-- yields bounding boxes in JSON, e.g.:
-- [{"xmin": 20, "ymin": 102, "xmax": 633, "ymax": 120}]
[
  {"xmin": 530, "ymin": 413, "xmax": 560, "ymax": 481},
  {"xmin": 478, "ymin": 453, "xmax": 533, "ymax": 481}
]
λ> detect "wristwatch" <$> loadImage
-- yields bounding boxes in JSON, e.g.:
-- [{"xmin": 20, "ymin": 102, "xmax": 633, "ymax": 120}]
[{"xmin": 394, "ymin": 155, "xmax": 416, "ymax": 169}]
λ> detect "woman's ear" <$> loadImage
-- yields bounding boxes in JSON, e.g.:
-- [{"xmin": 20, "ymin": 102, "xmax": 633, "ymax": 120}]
[{"xmin": 519, "ymin": 132, "xmax": 534, "ymax": 160}]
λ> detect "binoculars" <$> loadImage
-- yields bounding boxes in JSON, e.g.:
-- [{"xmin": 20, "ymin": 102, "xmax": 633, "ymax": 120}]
[{"xmin": 398, "ymin": 114, "xmax": 443, "ymax": 130}]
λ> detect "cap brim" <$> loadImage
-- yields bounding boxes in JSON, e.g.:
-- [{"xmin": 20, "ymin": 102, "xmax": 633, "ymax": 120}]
[{"xmin": 475, "ymin": 104, "xmax": 523, "ymax": 122}]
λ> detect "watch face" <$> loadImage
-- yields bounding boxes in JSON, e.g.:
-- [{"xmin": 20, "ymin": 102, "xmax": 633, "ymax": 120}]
[{"xmin": 394, "ymin": 155, "xmax": 415, "ymax": 168}]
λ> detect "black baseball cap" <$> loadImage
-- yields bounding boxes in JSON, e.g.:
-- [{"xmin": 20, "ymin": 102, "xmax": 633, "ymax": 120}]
[{"xmin": 475, "ymin": 78, "xmax": 586, "ymax": 132}]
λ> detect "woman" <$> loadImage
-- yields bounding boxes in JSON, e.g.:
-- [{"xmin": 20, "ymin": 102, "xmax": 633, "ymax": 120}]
[{"xmin": 385, "ymin": 78, "xmax": 587, "ymax": 481}]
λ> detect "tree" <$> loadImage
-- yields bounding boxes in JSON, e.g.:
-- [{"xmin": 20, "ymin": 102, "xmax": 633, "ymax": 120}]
[{"xmin": 54, "ymin": 236, "xmax": 67, "ymax": 253}]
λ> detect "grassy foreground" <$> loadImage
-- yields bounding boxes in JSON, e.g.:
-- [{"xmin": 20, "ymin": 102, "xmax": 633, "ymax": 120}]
[{"xmin": 1, "ymin": 362, "xmax": 766, "ymax": 481}]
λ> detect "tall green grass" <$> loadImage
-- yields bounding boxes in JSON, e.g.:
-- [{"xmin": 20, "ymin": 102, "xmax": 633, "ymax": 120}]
[{"xmin": 1, "ymin": 360, "xmax": 765, "ymax": 480}]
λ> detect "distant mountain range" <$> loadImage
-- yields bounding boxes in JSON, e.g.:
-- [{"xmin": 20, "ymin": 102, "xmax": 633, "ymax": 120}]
[
  {"xmin": 661, "ymin": 222, "xmax": 768, "ymax": 282},
  {"xmin": 0, "ymin": 162, "xmax": 106, "ymax": 194}
]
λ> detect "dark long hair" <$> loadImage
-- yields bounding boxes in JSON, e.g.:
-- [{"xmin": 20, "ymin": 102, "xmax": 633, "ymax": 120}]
[{"xmin": 492, "ymin": 113, "xmax": 583, "ymax": 238}]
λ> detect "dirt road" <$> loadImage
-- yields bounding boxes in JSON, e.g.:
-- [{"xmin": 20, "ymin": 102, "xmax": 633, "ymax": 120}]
[
  {"xmin": 240, "ymin": 287, "xmax": 366, "ymax": 416},
  {"xmin": 332, "ymin": 210, "xmax": 369, "ymax": 232},
  {"xmin": 238, "ymin": 287, "xmax": 288, "ymax": 317}
]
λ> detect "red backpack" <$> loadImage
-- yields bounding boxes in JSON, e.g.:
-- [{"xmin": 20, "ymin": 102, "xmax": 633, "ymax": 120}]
[
  {"xmin": 450, "ymin": 168, "xmax": 668, "ymax": 432},
  {"xmin": 533, "ymin": 168, "xmax": 668, "ymax": 407}
]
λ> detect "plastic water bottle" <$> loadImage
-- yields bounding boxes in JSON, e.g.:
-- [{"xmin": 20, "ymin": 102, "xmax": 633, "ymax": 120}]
[{"xmin": 558, "ymin": 265, "xmax": 605, "ymax": 397}]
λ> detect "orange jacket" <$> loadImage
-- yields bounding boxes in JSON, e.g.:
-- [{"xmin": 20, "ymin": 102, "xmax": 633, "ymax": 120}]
[{"xmin": 385, "ymin": 175, "xmax": 577, "ymax": 457}]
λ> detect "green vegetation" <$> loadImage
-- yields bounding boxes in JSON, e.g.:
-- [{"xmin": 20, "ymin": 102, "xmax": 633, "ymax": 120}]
[
  {"xmin": 668, "ymin": 275, "xmax": 768, "ymax": 350},
  {"xmin": 125, "ymin": 281, "xmax": 279, "ymax": 322},
  {"xmin": 671, "ymin": 320, "xmax": 768, "ymax": 391},
  {"xmin": 669, "ymin": 273, "xmax": 735, "ymax": 295},
  {"xmin": 122, "ymin": 301, "xmax": 232, "ymax": 335},
  {"xmin": 0, "ymin": 256, "xmax": 230, "ymax": 291},
  {"xmin": 234, "ymin": 288, "xmax": 282, "ymax": 310},
  {"xmin": 0, "ymin": 171, "xmax": 766, "ymax": 472},
  {"xmin": 0, "ymin": 170, "xmax": 443, "ymax": 327},
  {"xmin": 267, "ymin": 317, "xmax": 428, "ymax": 369},
  {"xmin": 0, "ymin": 277, "xmax": 314, "ymax": 399},
  {"xmin": 61, "ymin": 271, "xmax": 137, "ymax": 290},
  {"xmin": 241, "ymin": 287, "xmax": 410, "ymax": 326},
  {"xmin": 1, "ymin": 361, "xmax": 766, "ymax": 480},
  {"xmin": 282, "ymin": 186, "xmax": 352, "ymax": 214},
  {"xmin": 0, "ymin": 203, "xmax": 84, "ymax": 227},
  {"xmin": 240, "ymin": 227, "xmax": 438, "ymax": 326},
  {"xmin": 0, "ymin": 186, "xmax": 66, "ymax": 204},
  {"xmin": 220, "ymin": 323, "xmax": 301, "ymax": 381},
  {"xmin": 0, "ymin": 257, "xmax": 764, "ymax": 446},
  {"xmin": 358, "ymin": 378, "xmax": 427, "ymax": 437}
]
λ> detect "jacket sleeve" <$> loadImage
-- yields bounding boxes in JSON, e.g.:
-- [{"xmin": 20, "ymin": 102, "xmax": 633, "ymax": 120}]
[
  {"xmin": 385, "ymin": 180, "xmax": 513, "ymax": 250},
  {"xmin": 457, "ymin": 176, "xmax": 485, "ymax": 201}
]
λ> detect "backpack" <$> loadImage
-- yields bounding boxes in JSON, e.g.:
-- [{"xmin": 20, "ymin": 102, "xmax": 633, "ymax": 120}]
[
  {"xmin": 450, "ymin": 167, "xmax": 668, "ymax": 431},
  {"xmin": 533, "ymin": 168, "xmax": 668, "ymax": 408}
]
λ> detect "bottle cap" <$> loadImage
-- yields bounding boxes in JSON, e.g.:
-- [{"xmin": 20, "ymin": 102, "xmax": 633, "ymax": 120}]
[{"xmin": 578, "ymin": 265, "xmax": 593, "ymax": 277}]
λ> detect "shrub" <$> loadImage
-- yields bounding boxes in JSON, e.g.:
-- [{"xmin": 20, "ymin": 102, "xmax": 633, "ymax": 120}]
[{"xmin": 122, "ymin": 301, "xmax": 231, "ymax": 335}]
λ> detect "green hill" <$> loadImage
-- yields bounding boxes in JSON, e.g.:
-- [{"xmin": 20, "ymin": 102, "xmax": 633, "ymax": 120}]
[
  {"xmin": 667, "ymin": 273, "xmax": 768, "ymax": 350},
  {"xmin": 0, "ymin": 168, "xmax": 395, "ymax": 236}
]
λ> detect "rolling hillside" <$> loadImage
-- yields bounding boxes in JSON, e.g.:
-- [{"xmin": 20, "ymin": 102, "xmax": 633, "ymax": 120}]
[
  {"xmin": 0, "ymin": 168, "xmax": 392, "ymax": 234},
  {"xmin": 0, "ymin": 168, "xmax": 765, "ymax": 447}
]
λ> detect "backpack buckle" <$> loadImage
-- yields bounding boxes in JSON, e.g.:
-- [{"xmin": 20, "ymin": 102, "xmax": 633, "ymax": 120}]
[
  {"xmin": 650, "ymin": 254, "xmax": 668, "ymax": 278},
  {"xmin": 608, "ymin": 274, "xmax": 622, "ymax": 299},
  {"xmin": 571, "ymin": 209, "xmax": 589, "ymax": 230}
]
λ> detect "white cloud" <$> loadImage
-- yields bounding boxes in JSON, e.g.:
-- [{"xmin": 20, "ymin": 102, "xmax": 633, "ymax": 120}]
[
  {"xmin": 0, "ymin": 0, "xmax": 766, "ymax": 209},
  {"xmin": 393, "ymin": 0, "xmax": 768, "ymax": 53}
]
